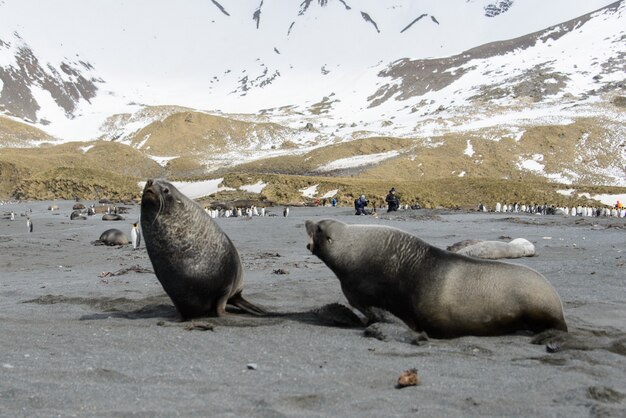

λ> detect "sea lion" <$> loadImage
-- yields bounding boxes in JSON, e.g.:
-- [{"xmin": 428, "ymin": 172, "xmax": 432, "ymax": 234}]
[
  {"xmin": 97, "ymin": 229, "xmax": 128, "ymax": 246},
  {"xmin": 140, "ymin": 179, "xmax": 266, "ymax": 319},
  {"xmin": 447, "ymin": 238, "xmax": 535, "ymax": 259},
  {"xmin": 305, "ymin": 219, "xmax": 567, "ymax": 338}
]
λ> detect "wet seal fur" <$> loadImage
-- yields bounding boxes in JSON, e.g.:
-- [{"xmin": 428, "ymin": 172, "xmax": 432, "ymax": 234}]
[
  {"xmin": 305, "ymin": 219, "xmax": 567, "ymax": 338},
  {"xmin": 447, "ymin": 238, "xmax": 535, "ymax": 259},
  {"xmin": 140, "ymin": 179, "xmax": 266, "ymax": 319}
]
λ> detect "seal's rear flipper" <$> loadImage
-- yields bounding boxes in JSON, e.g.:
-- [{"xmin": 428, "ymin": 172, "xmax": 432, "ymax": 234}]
[{"xmin": 228, "ymin": 292, "xmax": 268, "ymax": 316}]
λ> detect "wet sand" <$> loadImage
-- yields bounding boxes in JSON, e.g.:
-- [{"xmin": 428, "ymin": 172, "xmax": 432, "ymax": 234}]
[{"xmin": 0, "ymin": 202, "xmax": 625, "ymax": 417}]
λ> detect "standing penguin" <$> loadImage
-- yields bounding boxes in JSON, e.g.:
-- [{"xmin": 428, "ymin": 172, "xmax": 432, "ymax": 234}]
[
  {"xmin": 283, "ymin": 207, "xmax": 289, "ymax": 217},
  {"xmin": 131, "ymin": 222, "xmax": 141, "ymax": 249},
  {"xmin": 10, "ymin": 211, "xmax": 15, "ymax": 221},
  {"xmin": 26, "ymin": 217, "xmax": 33, "ymax": 233}
]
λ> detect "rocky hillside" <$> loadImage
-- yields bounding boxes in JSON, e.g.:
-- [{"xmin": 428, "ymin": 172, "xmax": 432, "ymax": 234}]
[{"xmin": 0, "ymin": 1, "xmax": 624, "ymax": 204}]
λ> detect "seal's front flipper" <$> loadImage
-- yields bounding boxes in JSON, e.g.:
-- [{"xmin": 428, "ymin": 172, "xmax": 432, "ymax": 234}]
[{"xmin": 228, "ymin": 292, "xmax": 267, "ymax": 316}]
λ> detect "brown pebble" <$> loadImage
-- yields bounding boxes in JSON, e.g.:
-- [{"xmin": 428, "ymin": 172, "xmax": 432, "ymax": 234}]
[{"xmin": 396, "ymin": 368, "xmax": 420, "ymax": 388}]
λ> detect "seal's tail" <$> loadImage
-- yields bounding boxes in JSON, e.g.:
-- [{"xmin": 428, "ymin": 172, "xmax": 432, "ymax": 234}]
[{"xmin": 228, "ymin": 292, "xmax": 268, "ymax": 316}]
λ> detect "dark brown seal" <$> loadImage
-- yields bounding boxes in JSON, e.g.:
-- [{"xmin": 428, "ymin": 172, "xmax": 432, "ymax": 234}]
[
  {"xmin": 140, "ymin": 179, "xmax": 265, "ymax": 319},
  {"xmin": 305, "ymin": 219, "xmax": 567, "ymax": 338},
  {"xmin": 97, "ymin": 229, "xmax": 128, "ymax": 246},
  {"xmin": 102, "ymin": 214, "xmax": 124, "ymax": 221}
]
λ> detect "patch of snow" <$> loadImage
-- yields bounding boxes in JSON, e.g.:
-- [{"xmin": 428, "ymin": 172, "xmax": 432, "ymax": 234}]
[
  {"xmin": 546, "ymin": 169, "xmax": 579, "ymax": 184},
  {"xmin": 137, "ymin": 178, "xmax": 234, "ymax": 200},
  {"xmin": 518, "ymin": 154, "xmax": 545, "ymax": 172},
  {"xmin": 591, "ymin": 193, "xmax": 626, "ymax": 206},
  {"xmin": 300, "ymin": 184, "xmax": 318, "ymax": 198},
  {"xmin": 463, "ymin": 140, "xmax": 474, "ymax": 157},
  {"xmin": 316, "ymin": 150, "xmax": 400, "ymax": 172},
  {"xmin": 147, "ymin": 155, "xmax": 179, "ymax": 167},
  {"xmin": 556, "ymin": 189, "xmax": 626, "ymax": 206},
  {"xmin": 321, "ymin": 189, "xmax": 338, "ymax": 198},
  {"xmin": 239, "ymin": 180, "xmax": 267, "ymax": 194},
  {"xmin": 458, "ymin": 171, "xmax": 466, "ymax": 177},
  {"xmin": 556, "ymin": 189, "xmax": 575, "ymax": 196},
  {"xmin": 80, "ymin": 145, "xmax": 94, "ymax": 153},
  {"xmin": 136, "ymin": 134, "xmax": 151, "ymax": 149}
]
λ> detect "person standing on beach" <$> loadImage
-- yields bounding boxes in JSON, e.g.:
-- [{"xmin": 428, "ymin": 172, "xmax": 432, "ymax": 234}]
[{"xmin": 386, "ymin": 187, "xmax": 400, "ymax": 212}]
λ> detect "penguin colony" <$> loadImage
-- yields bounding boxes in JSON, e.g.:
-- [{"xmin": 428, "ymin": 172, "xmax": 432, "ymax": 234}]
[{"xmin": 492, "ymin": 202, "xmax": 626, "ymax": 217}]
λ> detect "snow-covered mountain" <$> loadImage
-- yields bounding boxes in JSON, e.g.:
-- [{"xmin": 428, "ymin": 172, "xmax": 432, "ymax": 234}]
[{"xmin": 0, "ymin": 0, "xmax": 625, "ymax": 186}]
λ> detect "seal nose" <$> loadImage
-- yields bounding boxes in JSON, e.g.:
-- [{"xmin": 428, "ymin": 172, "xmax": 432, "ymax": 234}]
[{"xmin": 146, "ymin": 179, "xmax": 153, "ymax": 187}]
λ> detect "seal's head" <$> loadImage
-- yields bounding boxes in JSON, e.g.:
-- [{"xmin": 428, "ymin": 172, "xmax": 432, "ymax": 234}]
[
  {"xmin": 305, "ymin": 219, "xmax": 346, "ymax": 256},
  {"xmin": 141, "ymin": 179, "xmax": 187, "ymax": 220}
]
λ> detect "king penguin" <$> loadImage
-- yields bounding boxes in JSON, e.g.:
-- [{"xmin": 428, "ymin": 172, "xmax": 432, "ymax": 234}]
[
  {"xmin": 131, "ymin": 222, "xmax": 141, "ymax": 249},
  {"xmin": 26, "ymin": 217, "xmax": 33, "ymax": 233}
]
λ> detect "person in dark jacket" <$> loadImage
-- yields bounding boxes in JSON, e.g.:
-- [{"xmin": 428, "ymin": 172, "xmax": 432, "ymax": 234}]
[
  {"xmin": 385, "ymin": 187, "xmax": 399, "ymax": 212},
  {"xmin": 354, "ymin": 195, "xmax": 368, "ymax": 215}
]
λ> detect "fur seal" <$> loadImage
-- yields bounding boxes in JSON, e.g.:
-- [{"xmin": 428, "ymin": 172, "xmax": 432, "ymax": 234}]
[
  {"xmin": 140, "ymin": 179, "xmax": 266, "ymax": 319},
  {"xmin": 97, "ymin": 229, "xmax": 128, "ymax": 246},
  {"xmin": 305, "ymin": 219, "xmax": 567, "ymax": 338},
  {"xmin": 447, "ymin": 238, "xmax": 535, "ymax": 259},
  {"xmin": 70, "ymin": 210, "xmax": 87, "ymax": 220},
  {"xmin": 102, "ymin": 213, "xmax": 124, "ymax": 221}
]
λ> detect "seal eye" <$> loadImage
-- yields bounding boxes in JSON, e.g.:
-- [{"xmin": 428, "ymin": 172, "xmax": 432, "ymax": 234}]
[
  {"xmin": 327, "ymin": 236, "xmax": 332, "ymax": 244},
  {"xmin": 163, "ymin": 187, "xmax": 170, "ymax": 194}
]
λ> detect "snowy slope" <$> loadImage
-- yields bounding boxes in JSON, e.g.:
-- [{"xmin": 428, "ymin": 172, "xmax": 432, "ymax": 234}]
[{"xmin": 0, "ymin": 0, "xmax": 622, "ymax": 141}]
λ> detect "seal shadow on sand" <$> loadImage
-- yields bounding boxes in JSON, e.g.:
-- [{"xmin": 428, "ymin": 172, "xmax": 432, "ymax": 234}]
[
  {"xmin": 22, "ymin": 295, "xmax": 626, "ymax": 360},
  {"xmin": 23, "ymin": 294, "xmax": 179, "ymax": 321},
  {"xmin": 22, "ymin": 294, "xmax": 370, "ymax": 329}
]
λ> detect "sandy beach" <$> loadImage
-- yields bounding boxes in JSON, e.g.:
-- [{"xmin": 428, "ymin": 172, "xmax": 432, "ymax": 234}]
[{"xmin": 0, "ymin": 202, "xmax": 625, "ymax": 417}]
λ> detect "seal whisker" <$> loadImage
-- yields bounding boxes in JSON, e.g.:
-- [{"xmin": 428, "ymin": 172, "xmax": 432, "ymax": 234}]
[{"xmin": 151, "ymin": 192, "xmax": 164, "ymax": 226}]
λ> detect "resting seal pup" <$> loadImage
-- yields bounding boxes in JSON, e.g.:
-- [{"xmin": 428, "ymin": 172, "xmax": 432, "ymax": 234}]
[
  {"xmin": 141, "ymin": 179, "xmax": 266, "ymax": 319},
  {"xmin": 305, "ymin": 219, "xmax": 567, "ymax": 338},
  {"xmin": 447, "ymin": 238, "xmax": 535, "ymax": 259}
]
